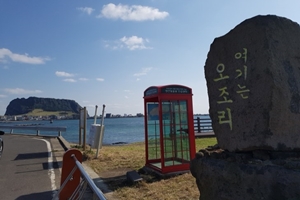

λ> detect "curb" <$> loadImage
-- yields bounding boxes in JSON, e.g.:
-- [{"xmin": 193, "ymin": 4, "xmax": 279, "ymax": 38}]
[{"xmin": 57, "ymin": 136, "xmax": 71, "ymax": 151}]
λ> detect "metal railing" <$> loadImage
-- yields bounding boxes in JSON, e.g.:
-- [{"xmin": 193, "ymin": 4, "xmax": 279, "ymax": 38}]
[
  {"xmin": 0, "ymin": 125, "xmax": 66, "ymax": 137},
  {"xmin": 53, "ymin": 150, "xmax": 107, "ymax": 200},
  {"xmin": 193, "ymin": 116, "xmax": 213, "ymax": 133}
]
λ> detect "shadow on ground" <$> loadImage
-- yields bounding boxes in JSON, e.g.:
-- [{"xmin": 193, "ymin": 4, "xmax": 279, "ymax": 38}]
[
  {"xmin": 98, "ymin": 167, "xmax": 171, "ymax": 191},
  {"xmin": 15, "ymin": 191, "xmax": 55, "ymax": 200}
]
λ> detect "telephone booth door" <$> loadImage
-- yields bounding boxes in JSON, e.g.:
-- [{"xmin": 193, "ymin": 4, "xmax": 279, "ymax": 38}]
[{"xmin": 144, "ymin": 85, "xmax": 195, "ymax": 175}]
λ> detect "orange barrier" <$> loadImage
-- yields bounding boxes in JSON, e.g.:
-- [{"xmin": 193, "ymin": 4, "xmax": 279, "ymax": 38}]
[{"xmin": 59, "ymin": 149, "xmax": 82, "ymax": 200}]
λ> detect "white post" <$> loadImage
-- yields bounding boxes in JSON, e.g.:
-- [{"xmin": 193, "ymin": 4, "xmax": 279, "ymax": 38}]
[
  {"xmin": 100, "ymin": 105, "xmax": 105, "ymax": 127},
  {"xmin": 93, "ymin": 105, "xmax": 98, "ymax": 124},
  {"xmin": 95, "ymin": 104, "xmax": 106, "ymax": 158},
  {"xmin": 99, "ymin": 105, "xmax": 106, "ymax": 149}
]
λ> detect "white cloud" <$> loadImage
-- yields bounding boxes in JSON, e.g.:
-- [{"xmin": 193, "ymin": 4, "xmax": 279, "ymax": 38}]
[
  {"xmin": 0, "ymin": 94, "xmax": 6, "ymax": 98},
  {"xmin": 79, "ymin": 78, "xmax": 89, "ymax": 81},
  {"xmin": 134, "ymin": 67, "xmax": 153, "ymax": 76},
  {"xmin": 103, "ymin": 41, "xmax": 121, "ymax": 50},
  {"xmin": 96, "ymin": 78, "xmax": 104, "ymax": 82},
  {"xmin": 125, "ymin": 96, "xmax": 129, "ymax": 99},
  {"xmin": 124, "ymin": 90, "xmax": 130, "ymax": 92},
  {"xmin": 120, "ymin": 36, "xmax": 150, "ymax": 50},
  {"xmin": 99, "ymin": 3, "xmax": 169, "ymax": 21},
  {"xmin": 4, "ymin": 88, "xmax": 42, "ymax": 94},
  {"xmin": 104, "ymin": 36, "xmax": 151, "ymax": 50},
  {"xmin": 63, "ymin": 78, "xmax": 76, "ymax": 82},
  {"xmin": 77, "ymin": 7, "xmax": 95, "ymax": 15},
  {"xmin": 0, "ymin": 48, "xmax": 50, "ymax": 64},
  {"xmin": 55, "ymin": 71, "xmax": 74, "ymax": 77}
]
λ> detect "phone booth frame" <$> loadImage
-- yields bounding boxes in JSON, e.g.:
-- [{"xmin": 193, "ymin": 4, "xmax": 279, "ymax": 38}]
[{"xmin": 143, "ymin": 84, "xmax": 196, "ymax": 175}]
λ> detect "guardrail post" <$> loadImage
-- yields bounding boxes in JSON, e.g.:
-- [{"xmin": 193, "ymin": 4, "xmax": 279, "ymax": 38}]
[
  {"xmin": 58, "ymin": 131, "xmax": 61, "ymax": 137},
  {"xmin": 37, "ymin": 130, "xmax": 40, "ymax": 136},
  {"xmin": 10, "ymin": 129, "xmax": 13, "ymax": 134},
  {"xmin": 59, "ymin": 149, "xmax": 82, "ymax": 200}
]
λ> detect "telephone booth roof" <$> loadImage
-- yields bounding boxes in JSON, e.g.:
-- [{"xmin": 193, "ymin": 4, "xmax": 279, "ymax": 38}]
[{"xmin": 143, "ymin": 84, "xmax": 192, "ymax": 98}]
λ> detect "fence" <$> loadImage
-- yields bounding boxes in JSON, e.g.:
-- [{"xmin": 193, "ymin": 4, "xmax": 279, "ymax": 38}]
[{"xmin": 193, "ymin": 116, "xmax": 213, "ymax": 133}]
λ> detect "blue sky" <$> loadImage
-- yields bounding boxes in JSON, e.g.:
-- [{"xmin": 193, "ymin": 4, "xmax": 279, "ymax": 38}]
[{"xmin": 1, "ymin": 1, "xmax": 300, "ymax": 116}]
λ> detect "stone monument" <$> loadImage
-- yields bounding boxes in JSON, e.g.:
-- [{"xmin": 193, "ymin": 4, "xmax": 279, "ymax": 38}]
[{"xmin": 190, "ymin": 15, "xmax": 300, "ymax": 200}]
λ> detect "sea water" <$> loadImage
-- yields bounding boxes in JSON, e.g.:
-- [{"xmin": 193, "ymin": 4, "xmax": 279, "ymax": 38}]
[
  {"xmin": 0, "ymin": 117, "xmax": 145, "ymax": 145},
  {"xmin": 0, "ymin": 115, "xmax": 210, "ymax": 145}
]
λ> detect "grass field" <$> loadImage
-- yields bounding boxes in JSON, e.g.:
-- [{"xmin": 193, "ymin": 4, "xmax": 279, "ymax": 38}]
[
  {"xmin": 25, "ymin": 109, "xmax": 76, "ymax": 116},
  {"xmin": 79, "ymin": 137, "xmax": 217, "ymax": 200}
]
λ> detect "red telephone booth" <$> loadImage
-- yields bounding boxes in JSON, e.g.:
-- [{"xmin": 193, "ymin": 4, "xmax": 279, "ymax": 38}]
[{"xmin": 143, "ymin": 84, "xmax": 196, "ymax": 175}]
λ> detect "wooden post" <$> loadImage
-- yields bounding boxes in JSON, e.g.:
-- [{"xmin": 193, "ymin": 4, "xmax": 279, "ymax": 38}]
[
  {"xmin": 79, "ymin": 119, "xmax": 82, "ymax": 146},
  {"xmin": 79, "ymin": 107, "xmax": 85, "ymax": 146},
  {"xmin": 78, "ymin": 108, "xmax": 82, "ymax": 145},
  {"xmin": 83, "ymin": 107, "xmax": 87, "ymax": 151}
]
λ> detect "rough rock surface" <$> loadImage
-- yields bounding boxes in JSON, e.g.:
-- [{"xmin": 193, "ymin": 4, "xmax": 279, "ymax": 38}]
[
  {"xmin": 204, "ymin": 15, "xmax": 300, "ymax": 152},
  {"xmin": 191, "ymin": 15, "xmax": 300, "ymax": 200},
  {"xmin": 190, "ymin": 146, "xmax": 300, "ymax": 200}
]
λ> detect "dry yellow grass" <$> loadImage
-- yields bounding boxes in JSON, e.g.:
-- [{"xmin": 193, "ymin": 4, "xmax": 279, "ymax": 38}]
[
  {"xmin": 78, "ymin": 137, "xmax": 217, "ymax": 200},
  {"xmin": 83, "ymin": 142, "xmax": 145, "ymax": 173}
]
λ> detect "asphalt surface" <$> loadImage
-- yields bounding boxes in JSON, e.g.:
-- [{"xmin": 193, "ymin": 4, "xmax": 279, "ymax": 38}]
[
  {"xmin": 0, "ymin": 134, "xmax": 63, "ymax": 200},
  {"xmin": 0, "ymin": 134, "xmax": 115, "ymax": 200}
]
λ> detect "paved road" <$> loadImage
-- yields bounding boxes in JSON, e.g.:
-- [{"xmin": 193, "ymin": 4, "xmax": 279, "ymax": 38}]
[{"xmin": 0, "ymin": 134, "xmax": 65, "ymax": 200}]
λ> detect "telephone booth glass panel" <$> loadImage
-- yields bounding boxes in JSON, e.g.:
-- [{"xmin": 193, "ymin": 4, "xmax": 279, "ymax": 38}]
[
  {"xmin": 146, "ymin": 102, "xmax": 161, "ymax": 161},
  {"xmin": 162, "ymin": 100, "xmax": 190, "ymax": 167}
]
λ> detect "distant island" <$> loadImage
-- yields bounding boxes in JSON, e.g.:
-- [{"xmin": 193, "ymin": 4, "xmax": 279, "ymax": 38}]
[{"xmin": 4, "ymin": 97, "xmax": 82, "ymax": 117}]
